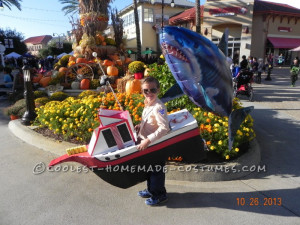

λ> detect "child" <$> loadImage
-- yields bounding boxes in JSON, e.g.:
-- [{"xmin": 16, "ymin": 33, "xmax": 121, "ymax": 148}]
[{"xmin": 135, "ymin": 76, "xmax": 170, "ymax": 206}]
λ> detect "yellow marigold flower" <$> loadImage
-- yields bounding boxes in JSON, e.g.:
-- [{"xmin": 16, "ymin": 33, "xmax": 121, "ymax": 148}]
[
  {"xmin": 235, "ymin": 148, "xmax": 239, "ymax": 152},
  {"xmin": 218, "ymin": 140, "xmax": 222, "ymax": 145},
  {"xmin": 203, "ymin": 112, "xmax": 208, "ymax": 117},
  {"xmin": 214, "ymin": 123, "xmax": 219, "ymax": 127},
  {"xmin": 210, "ymin": 146, "xmax": 215, "ymax": 150},
  {"xmin": 225, "ymin": 155, "xmax": 230, "ymax": 160}
]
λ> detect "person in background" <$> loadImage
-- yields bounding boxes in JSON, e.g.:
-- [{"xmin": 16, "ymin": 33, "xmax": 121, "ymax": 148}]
[
  {"xmin": 0, "ymin": 67, "xmax": 14, "ymax": 96},
  {"xmin": 240, "ymin": 55, "xmax": 248, "ymax": 70},
  {"xmin": 257, "ymin": 58, "xmax": 264, "ymax": 84},
  {"xmin": 290, "ymin": 58, "xmax": 299, "ymax": 87}
]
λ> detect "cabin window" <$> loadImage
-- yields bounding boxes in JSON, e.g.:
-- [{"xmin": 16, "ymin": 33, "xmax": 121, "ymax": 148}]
[
  {"xmin": 117, "ymin": 123, "xmax": 132, "ymax": 143},
  {"xmin": 102, "ymin": 129, "xmax": 117, "ymax": 148}
]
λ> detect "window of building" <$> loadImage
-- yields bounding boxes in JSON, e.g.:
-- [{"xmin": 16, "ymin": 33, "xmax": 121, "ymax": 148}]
[{"xmin": 144, "ymin": 8, "xmax": 153, "ymax": 22}]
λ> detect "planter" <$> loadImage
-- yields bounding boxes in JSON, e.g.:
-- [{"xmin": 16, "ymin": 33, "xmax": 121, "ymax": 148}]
[
  {"xmin": 10, "ymin": 115, "xmax": 19, "ymax": 120},
  {"xmin": 134, "ymin": 72, "xmax": 144, "ymax": 79}
]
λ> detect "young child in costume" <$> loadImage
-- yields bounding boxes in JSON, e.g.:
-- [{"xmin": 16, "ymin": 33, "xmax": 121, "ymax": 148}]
[{"xmin": 135, "ymin": 76, "xmax": 170, "ymax": 206}]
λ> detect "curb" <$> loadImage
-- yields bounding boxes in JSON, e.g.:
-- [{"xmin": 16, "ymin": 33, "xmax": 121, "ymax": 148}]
[{"xmin": 9, "ymin": 119, "xmax": 261, "ymax": 182}]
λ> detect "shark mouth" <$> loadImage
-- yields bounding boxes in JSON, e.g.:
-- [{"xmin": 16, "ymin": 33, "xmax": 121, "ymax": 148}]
[{"xmin": 161, "ymin": 42, "xmax": 189, "ymax": 62}]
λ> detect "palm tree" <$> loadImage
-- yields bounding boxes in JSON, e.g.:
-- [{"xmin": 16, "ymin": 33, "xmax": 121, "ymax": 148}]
[
  {"xmin": 133, "ymin": 0, "xmax": 142, "ymax": 60},
  {"xmin": 195, "ymin": 0, "xmax": 201, "ymax": 34},
  {"xmin": 1, "ymin": 0, "xmax": 22, "ymax": 10},
  {"xmin": 58, "ymin": 0, "xmax": 79, "ymax": 15}
]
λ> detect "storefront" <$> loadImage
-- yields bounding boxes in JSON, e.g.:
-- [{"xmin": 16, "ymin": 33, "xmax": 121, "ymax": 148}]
[{"xmin": 170, "ymin": 0, "xmax": 300, "ymax": 65}]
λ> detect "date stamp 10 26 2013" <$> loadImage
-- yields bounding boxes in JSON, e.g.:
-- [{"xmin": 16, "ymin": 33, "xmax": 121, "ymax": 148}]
[{"xmin": 236, "ymin": 197, "xmax": 282, "ymax": 206}]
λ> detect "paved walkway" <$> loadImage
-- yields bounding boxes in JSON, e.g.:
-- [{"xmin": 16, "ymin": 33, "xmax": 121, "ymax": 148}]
[{"xmin": 0, "ymin": 68, "xmax": 299, "ymax": 225}]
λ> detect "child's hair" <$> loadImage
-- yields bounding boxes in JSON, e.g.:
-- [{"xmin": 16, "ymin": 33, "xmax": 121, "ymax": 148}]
[{"xmin": 142, "ymin": 76, "xmax": 160, "ymax": 88}]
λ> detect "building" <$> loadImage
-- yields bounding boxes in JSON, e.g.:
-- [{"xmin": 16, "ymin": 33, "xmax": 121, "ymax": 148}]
[
  {"xmin": 118, "ymin": 0, "xmax": 195, "ymax": 55},
  {"xmin": 170, "ymin": 0, "xmax": 300, "ymax": 65},
  {"xmin": 24, "ymin": 35, "xmax": 52, "ymax": 56}
]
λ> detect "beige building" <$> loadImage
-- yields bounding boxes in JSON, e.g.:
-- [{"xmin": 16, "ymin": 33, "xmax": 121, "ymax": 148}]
[
  {"xmin": 119, "ymin": 0, "xmax": 195, "ymax": 55},
  {"xmin": 170, "ymin": 0, "xmax": 300, "ymax": 65},
  {"xmin": 24, "ymin": 35, "xmax": 52, "ymax": 56}
]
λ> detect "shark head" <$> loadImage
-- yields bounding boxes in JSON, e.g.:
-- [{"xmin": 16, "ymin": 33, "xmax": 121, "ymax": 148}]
[{"xmin": 160, "ymin": 26, "xmax": 233, "ymax": 117}]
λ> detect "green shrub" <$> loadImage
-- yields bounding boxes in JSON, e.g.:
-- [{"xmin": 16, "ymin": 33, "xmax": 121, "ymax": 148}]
[
  {"xmin": 50, "ymin": 91, "xmax": 69, "ymax": 101},
  {"xmin": 78, "ymin": 90, "xmax": 99, "ymax": 98},
  {"xmin": 90, "ymin": 79, "xmax": 101, "ymax": 89},
  {"xmin": 35, "ymin": 97, "xmax": 50, "ymax": 106},
  {"xmin": 4, "ymin": 99, "xmax": 26, "ymax": 116}
]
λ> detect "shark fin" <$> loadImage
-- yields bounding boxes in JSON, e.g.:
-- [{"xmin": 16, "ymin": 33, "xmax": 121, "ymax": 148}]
[
  {"xmin": 228, "ymin": 106, "xmax": 254, "ymax": 150},
  {"xmin": 161, "ymin": 83, "xmax": 184, "ymax": 103},
  {"xmin": 218, "ymin": 28, "xmax": 229, "ymax": 57}
]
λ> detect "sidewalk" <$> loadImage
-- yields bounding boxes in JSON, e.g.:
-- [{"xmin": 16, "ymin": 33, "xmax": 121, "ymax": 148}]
[{"xmin": 1, "ymin": 67, "xmax": 300, "ymax": 225}]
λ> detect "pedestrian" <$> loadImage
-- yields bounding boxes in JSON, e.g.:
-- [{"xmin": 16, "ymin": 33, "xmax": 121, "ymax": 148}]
[
  {"xmin": 278, "ymin": 53, "xmax": 284, "ymax": 67},
  {"xmin": 135, "ymin": 76, "xmax": 170, "ymax": 206},
  {"xmin": 0, "ymin": 67, "xmax": 14, "ymax": 96},
  {"xmin": 257, "ymin": 58, "xmax": 264, "ymax": 84},
  {"xmin": 290, "ymin": 58, "xmax": 299, "ymax": 87},
  {"xmin": 265, "ymin": 55, "xmax": 273, "ymax": 81},
  {"xmin": 240, "ymin": 55, "xmax": 248, "ymax": 70}
]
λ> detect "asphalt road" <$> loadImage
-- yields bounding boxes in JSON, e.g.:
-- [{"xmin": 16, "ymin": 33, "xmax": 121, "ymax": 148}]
[{"xmin": 0, "ymin": 68, "xmax": 299, "ymax": 225}]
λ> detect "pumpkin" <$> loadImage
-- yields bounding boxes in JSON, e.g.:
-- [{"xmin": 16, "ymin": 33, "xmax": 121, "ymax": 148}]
[
  {"xmin": 71, "ymin": 81, "xmax": 80, "ymax": 89},
  {"xmin": 68, "ymin": 61, "xmax": 76, "ymax": 67},
  {"xmin": 124, "ymin": 57, "xmax": 132, "ymax": 64},
  {"xmin": 107, "ymin": 66, "xmax": 118, "ymax": 76},
  {"xmin": 116, "ymin": 60, "xmax": 123, "ymax": 66},
  {"xmin": 76, "ymin": 58, "xmax": 88, "ymax": 64},
  {"xmin": 39, "ymin": 77, "xmax": 52, "ymax": 87},
  {"xmin": 80, "ymin": 79, "xmax": 90, "ymax": 90},
  {"xmin": 59, "ymin": 67, "xmax": 68, "ymax": 74},
  {"xmin": 102, "ymin": 42, "xmax": 107, "ymax": 46},
  {"xmin": 69, "ymin": 56, "xmax": 76, "ymax": 62},
  {"xmin": 32, "ymin": 74, "xmax": 43, "ymax": 83},
  {"xmin": 103, "ymin": 59, "xmax": 114, "ymax": 66},
  {"xmin": 125, "ymin": 79, "xmax": 141, "ymax": 95}
]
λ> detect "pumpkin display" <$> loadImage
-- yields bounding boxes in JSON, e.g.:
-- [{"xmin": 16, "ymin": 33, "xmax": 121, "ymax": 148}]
[
  {"xmin": 80, "ymin": 79, "xmax": 90, "ymax": 90},
  {"xmin": 69, "ymin": 56, "xmax": 76, "ymax": 62},
  {"xmin": 125, "ymin": 79, "xmax": 141, "ymax": 95},
  {"xmin": 71, "ymin": 81, "xmax": 80, "ymax": 89},
  {"xmin": 76, "ymin": 58, "xmax": 88, "ymax": 64},
  {"xmin": 59, "ymin": 67, "xmax": 68, "ymax": 75},
  {"xmin": 103, "ymin": 59, "xmax": 114, "ymax": 67},
  {"xmin": 39, "ymin": 76, "xmax": 52, "ymax": 87},
  {"xmin": 107, "ymin": 66, "xmax": 118, "ymax": 76},
  {"xmin": 32, "ymin": 74, "xmax": 43, "ymax": 83}
]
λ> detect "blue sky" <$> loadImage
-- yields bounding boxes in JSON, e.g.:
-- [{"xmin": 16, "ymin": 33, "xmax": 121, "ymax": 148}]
[{"xmin": 0, "ymin": 0, "xmax": 299, "ymax": 40}]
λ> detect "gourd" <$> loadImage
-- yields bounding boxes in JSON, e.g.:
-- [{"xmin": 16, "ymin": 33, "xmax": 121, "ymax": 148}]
[
  {"xmin": 107, "ymin": 66, "xmax": 118, "ymax": 76},
  {"xmin": 103, "ymin": 59, "xmax": 114, "ymax": 66},
  {"xmin": 71, "ymin": 81, "xmax": 80, "ymax": 89},
  {"xmin": 80, "ymin": 79, "xmax": 90, "ymax": 90},
  {"xmin": 125, "ymin": 79, "xmax": 141, "ymax": 95}
]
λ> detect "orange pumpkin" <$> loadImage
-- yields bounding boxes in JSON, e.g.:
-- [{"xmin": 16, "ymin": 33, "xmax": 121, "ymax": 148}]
[
  {"xmin": 32, "ymin": 74, "xmax": 43, "ymax": 83},
  {"xmin": 76, "ymin": 58, "xmax": 88, "ymax": 64},
  {"xmin": 107, "ymin": 66, "xmax": 118, "ymax": 76},
  {"xmin": 39, "ymin": 76, "xmax": 52, "ymax": 87},
  {"xmin": 68, "ymin": 61, "xmax": 76, "ymax": 67},
  {"xmin": 59, "ymin": 67, "xmax": 68, "ymax": 74},
  {"xmin": 103, "ymin": 59, "xmax": 114, "ymax": 66},
  {"xmin": 69, "ymin": 56, "xmax": 76, "ymax": 62},
  {"xmin": 125, "ymin": 79, "xmax": 141, "ymax": 95},
  {"xmin": 80, "ymin": 79, "xmax": 90, "ymax": 90},
  {"xmin": 116, "ymin": 60, "xmax": 123, "ymax": 66},
  {"xmin": 124, "ymin": 57, "xmax": 132, "ymax": 64}
]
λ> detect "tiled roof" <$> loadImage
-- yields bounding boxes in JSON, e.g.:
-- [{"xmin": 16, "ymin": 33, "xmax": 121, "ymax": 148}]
[
  {"xmin": 169, "ymin": 6, "xmax": 204, "ymax": 25},
  {"xmin": 254, "ymin": 0, "xmax": 300, "ymax": 16},
  {"xmin": 24, "ymin": 35, "xmax": 52, "ymax": 45}
]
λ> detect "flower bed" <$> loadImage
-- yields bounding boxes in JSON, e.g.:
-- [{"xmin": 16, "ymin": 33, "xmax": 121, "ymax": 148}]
[{"xmin": 33, "ymin": 89, "xmax": 255, "ymax": 160}]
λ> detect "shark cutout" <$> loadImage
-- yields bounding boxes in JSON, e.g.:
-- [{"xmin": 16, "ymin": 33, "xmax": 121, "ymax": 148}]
[{"xmin": 160, "ymin": 26, "xmax": 253, "ymax": 150}]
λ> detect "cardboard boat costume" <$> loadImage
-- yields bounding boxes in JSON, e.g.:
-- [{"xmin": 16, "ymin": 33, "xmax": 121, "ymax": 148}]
[{"xmin": 49, "ymin": 108, "xmax": 205, "ymax": 188}]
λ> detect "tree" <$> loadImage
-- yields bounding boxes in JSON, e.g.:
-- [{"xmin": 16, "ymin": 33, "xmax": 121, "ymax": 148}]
[
  {"xmin": 0, "ymin": 28, "xmax": 27, "ymax": 55},
  {"xmin": 58, "ymin": 0, "xmax": 79, "ymax": 15},
  {"xmin": 111, "ymin": 8, "xmax": 124, "ymax": 50},
  {"xmin": 133, "ymin": 0, "xmax": 142, "ymax": 60},
  {"xmin": 1, "ymin": 0, "xmax": 22, "ymax": 10},
  {"xmin": 195, "ymin": 0, "xmax": 201, "ymax": 34}
]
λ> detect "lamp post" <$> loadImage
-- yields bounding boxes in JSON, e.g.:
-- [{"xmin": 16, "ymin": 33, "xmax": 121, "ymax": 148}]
[
  {"xmin": 151, "ymin": 0, "xmax": 175, "ymax": 29},
  {"xmin": 21, "ymin": 65, "xmax": 36, "ymax": 125},
  {"xmin": 53, "ymin": 33, "xmax": 65, "ymax": 49}
]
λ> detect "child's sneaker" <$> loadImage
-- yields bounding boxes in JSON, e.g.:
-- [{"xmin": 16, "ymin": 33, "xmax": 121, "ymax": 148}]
[
  {"xmin": 145, "ymin": 195, "xmax": 168, "ymax": 206},
  {"xmin": 138, "ymin": 189, "xmax": 152, "ymax": 198}
]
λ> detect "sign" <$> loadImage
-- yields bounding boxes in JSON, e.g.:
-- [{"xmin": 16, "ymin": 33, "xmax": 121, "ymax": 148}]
[
  {"xmin": 209, "ymin": 7, "xmax": 248, "ymax": 16},
  {"xmin": 278, "ymin": 27, "xmax": 292, "ymax": 32}
]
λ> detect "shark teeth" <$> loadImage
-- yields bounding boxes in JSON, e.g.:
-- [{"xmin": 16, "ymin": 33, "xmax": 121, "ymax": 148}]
[{"xmin": 161, "ymin": 42, "xmax": 189, "ymax": 62}]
